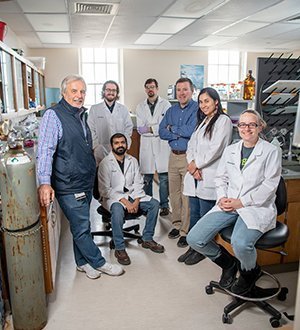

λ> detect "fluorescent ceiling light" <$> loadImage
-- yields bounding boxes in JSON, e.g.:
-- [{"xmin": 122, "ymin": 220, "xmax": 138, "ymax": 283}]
[
  {"xmin": 191, "ymin": 35, "xmax": 236, "ymax": 47},
  {"xmin": 17, "ymin": 0, "xmax": 67, "ymax": 13},
  {"xmin": 134, "ymin": 34, "xmax": 172, "ymax": 45},
  {"xmin": 146, "ymin": 17, "xmax": 195, "ymax": 34},
  {"xmin": 25, "ymin": 14, "xmax": 69, "ymax": 31},
  {"xmin": 215, "ymin": 21, "xmax": 270, "ymax": 37},
  {"xmin": 37, "ymin": 32, "xmax": 71, "ymax": 44},
  {"xmin": 163, "ymin": 0, "xmax": 229, "ymax": 18}
]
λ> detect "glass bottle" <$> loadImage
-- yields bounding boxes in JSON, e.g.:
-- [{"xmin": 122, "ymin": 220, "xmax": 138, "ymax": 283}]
[{"xmin": 243, "ymin": 70, "xmax": 255, "ymax": 100}]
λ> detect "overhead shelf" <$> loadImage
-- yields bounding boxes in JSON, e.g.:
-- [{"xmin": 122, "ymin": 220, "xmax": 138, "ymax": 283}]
[
  {"xmin": 262, "ymin": 93, "xmax": 298, "ymax": 105},
  {"xmin": 263, "ymin": 80, "xmax": 300, "ymax": 94}
]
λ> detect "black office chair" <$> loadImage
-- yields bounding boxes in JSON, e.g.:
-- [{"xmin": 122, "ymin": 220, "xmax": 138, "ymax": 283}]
[
  {"xmin": 205, "ymin": 177, "xmax": 290, "ymax": 328},
  {"xmin": 91, "ymin": 205, "xmax": 144, "ymax": 249}
]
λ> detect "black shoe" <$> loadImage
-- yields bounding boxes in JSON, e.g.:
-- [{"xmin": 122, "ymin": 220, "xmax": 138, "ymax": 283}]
[
  {"xmin": 177, "ymin": 236, "xmax": 188, "ymax": 248},
  {"xmin": 177, "ymin": 247, "xmax": 194, "ymax": 262},
  {"xmin": 168, "ymin": 228, "xmax": 180, "ymax": 239},
  {"xmin": 184, "ymin": 250, "xmax": 206, "ymax": 265},
  {"xmin": 219, "ymin": 260, "xmax": 238, "ymax": 289},
  {"xmin": 231, "ymin": 265, "xmax": 261, "ymax": 295},
  {"xmin": 159, "ymin": 208, "xmax": 169, "ymax": 216}
]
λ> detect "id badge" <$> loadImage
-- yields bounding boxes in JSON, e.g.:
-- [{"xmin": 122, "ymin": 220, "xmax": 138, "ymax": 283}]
[{"xmin": 74, "ymin": 192, "xmax": 86, "ymax": 201}]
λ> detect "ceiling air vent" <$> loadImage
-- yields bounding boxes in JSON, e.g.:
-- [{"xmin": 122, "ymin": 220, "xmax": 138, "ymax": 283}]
[{"xmin": 74, "ymin": 2, "xmax": 118, "ymax": 15}]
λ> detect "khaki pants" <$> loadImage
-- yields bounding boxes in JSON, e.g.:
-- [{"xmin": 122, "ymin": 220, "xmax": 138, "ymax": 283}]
[{"xmin": 168, "ymin": 152, "xmax": 190, "ymax": 236}]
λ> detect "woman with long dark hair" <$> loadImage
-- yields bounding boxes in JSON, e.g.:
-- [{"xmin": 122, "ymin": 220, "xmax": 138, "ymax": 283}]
[{"xmin": 179, "ymin": 87, "xmax": 232, "ymax": 265}]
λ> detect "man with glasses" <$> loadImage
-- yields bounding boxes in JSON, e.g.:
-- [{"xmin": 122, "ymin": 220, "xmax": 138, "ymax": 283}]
[
  {"xmin": 87, "ymin": 80, "xmax": 133, "ymax": 166},
  {"xmin": 136, "ymin": 78, "xmax": 171, "ymax": 217}
]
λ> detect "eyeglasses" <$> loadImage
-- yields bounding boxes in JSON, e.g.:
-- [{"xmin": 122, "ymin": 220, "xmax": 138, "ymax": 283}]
[
  {"xmin": 237, "ymin": 122, "xmax": 260, "ymax": 129},
  {"xmin": 105, "ymin": 88, "xmax": 117, "ymax": 93},
  {"xmin": 145, "ymin": 85, "xmax": 157, "ymax": 90}
]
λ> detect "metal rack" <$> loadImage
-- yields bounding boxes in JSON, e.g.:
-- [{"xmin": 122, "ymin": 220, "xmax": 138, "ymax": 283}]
[{"xmin": 255, "ymin": 54, "xmax": 300, "ymax": 148}]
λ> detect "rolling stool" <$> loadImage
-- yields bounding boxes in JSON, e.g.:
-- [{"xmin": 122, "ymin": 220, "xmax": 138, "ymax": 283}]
[
  {"xmin": 205, "ymin": 177, "xmax": 290, "ymax": 328},
  {"xmin": 91, "ymin": 205, "xmax": 143, "ymax": 249}
]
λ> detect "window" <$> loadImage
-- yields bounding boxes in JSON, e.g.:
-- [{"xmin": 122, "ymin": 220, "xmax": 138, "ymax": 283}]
[
  {"xmin": 79, "ymin": 48, "xmax": 120, "ymax": 108},
  {"xmin": 208, "ymin": 50, "xmax": 244, "ymax": 84}
]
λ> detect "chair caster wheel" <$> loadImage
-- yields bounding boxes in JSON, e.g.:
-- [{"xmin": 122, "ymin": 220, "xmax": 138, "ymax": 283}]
[
  {"xmin": 222, "ymin": 313, "xmax": 232, "ymax": 324},
  {"xmin": 205, "ymin": 285, "xmax": 214, "ymax": 295},
  {"xmin": 137, "ymin": 238, "xmax": 143, "ymax": 244},
  {"xmin": 278, "ymin": 287, "xmax": 288, "ymax": 301},
  {"xmin": 109, "ymin": 240, "xmax": 115, "ymax": 250},
  {"xmin": 270, "ymin": 316, "xmax": 281, "ymax": 328}
]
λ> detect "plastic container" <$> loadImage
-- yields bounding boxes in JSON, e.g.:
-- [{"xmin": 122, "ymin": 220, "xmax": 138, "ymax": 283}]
[{"xmin": 0, "ymin": 21, "xmax": 7, "ymax": 41}]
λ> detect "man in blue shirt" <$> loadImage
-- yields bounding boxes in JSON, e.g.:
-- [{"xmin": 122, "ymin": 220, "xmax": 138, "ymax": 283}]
[{"xmin": 159, "ymin": 78, "xmax": 198, "ymax": 248}]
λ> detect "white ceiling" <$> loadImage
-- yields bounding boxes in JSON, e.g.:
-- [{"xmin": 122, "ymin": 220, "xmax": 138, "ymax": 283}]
[{"xmin": 0, "ymin": 0, "xmax": 300, "ymax": 52}]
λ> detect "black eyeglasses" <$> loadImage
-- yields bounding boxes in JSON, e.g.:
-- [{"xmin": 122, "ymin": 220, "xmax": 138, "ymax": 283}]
[
  {"xmin": 237, "ymin": 122, "xmax": 260, "ymax": 129},
  {"xmin": 105, "ymin": 88, "xmax": 117, "ymax": 93}
]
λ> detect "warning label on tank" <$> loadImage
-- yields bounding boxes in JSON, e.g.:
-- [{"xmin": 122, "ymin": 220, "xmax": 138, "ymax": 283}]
[{"xmin": 7, "ymin": 155, "xmax": 31, "ymax": 165}]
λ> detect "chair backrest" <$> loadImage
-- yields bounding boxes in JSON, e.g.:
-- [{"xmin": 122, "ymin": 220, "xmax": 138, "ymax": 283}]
[{"xmin": 275, "ymin": 176, "xmax": 287, "ymax": 216}]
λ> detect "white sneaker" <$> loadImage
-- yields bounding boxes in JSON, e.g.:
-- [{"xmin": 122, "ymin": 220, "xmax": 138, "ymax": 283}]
[
  {"xmin": 77, "ymin": 264, "xmax": 101, "ymax": 279},
  {"xmin": 97, "ymin": 262, "xmax": 124, "ymax": 276}
]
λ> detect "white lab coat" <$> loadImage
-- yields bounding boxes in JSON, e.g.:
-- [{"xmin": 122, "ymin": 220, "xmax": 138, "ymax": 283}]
[
  {"xmin": 98, "ymin": 152, "xmax": 151, "ymax": 211},
  {"xmin": 87, "ymin": 101, "xmax": 133, "ymax": 166},
  {"xmin": 207, "ymin": 138, "xmax": 281, "ymax": 233},
  {"xmin": 183, "ymin": 114, "xmax": 233, "ymax": 200},
  {"xmin": 136, "ymin": 97, "xmax": 171, "ymax": 174}
]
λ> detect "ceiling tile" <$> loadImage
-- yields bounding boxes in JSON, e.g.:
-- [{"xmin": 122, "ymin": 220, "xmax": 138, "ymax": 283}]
[
  {"xmin": 163, "ymin": 0, "xmax": 229, "ymax": 18},
  {"xmin": 25, "ymin": 14, "xmax": 69, "ymax": 31},
  {"xmin": 17, "ymin": 0, "xmax": 67, "ymax": 13},
  {"xmin": 37, "ymin": 32, "xmax": 71, "ymax": 43},
  {"xmin": 215, "ymin": 21, "xmax": 270, "ymax": 37}
]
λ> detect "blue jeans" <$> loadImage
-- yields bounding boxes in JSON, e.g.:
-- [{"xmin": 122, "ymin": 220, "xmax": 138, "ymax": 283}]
[
  {"xmin": 143, "ymin": 173, "xmax": 169, "ymax": 209},
  {"xmin": 110, "ymin": 198, "xmax": 159, "ymax": 250},
  {"xmin": 187, "ymin": 211, "xmax": 263, "ymax": 271},
  {"xmin": 189, "ymin": 196, "xmax": 216, "ymax": 230},
  {"xmin": 56, "ymin": 191, "xmax": 106, "ymax": 269}
]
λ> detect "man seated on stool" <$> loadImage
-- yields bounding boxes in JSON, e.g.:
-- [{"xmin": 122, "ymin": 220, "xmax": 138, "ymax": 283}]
[{"xmin": 98, "ymin": 133, "xmax": 165, "ymax": 265}]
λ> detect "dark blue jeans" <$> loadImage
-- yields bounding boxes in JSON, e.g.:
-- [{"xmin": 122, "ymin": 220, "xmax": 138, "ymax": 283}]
[
  {"xmin": 56, "ymin": 191, "xmax": 106, "ymax": 269},
  {"xmin": 110, "ymin": 198, "xmax": 159, "ymax": 250},
  {"xmin": 189, "ymin": 196, "xmax": 216, "ymax": 230},
  {"xmin": 143, "ymin": 172, "xmax": 169, "ymax": 209}
]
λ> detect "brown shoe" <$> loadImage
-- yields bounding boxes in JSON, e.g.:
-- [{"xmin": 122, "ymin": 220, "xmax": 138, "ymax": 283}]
[
  {"xmin": 159, "ymin": 208, "xmax": 169, "ymax": 216},
  {"xmin": 115, "ymin": 249, "xmax": 131, "ymax": 265},
  {"xmin": 141, "ymin": 240, "xmax": 165, "ymax": 253}
]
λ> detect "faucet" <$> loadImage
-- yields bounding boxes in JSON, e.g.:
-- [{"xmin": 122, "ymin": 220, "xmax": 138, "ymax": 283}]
[{"xmin": 287, "ymin": 132, "xmax": 294, "ymax": 162}]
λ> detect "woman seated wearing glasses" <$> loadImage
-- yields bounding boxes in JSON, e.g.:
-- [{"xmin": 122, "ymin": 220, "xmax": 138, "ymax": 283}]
[{"xmin": 187, "ymin": 109, "xmax": 281, "ymax": 295}]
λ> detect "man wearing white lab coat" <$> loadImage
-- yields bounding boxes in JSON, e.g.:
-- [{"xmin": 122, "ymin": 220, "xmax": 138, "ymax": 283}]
[
  {"xmin": 87, "ymin": 80, "xmax": 133, "ymax": 166},
  {"xmin": 136, "ymin": 78, "xmax": 171, "ymax": 216},
  {"xmin": 98, "ymin": 133, "xmax": 165, "ymax": 265}
]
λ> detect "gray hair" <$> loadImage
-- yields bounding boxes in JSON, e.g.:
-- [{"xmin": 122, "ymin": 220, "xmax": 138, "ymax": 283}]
[
  {"xmin": 240, "ymin": 109, "xmax": 267, "ymax": 130},
  {"xmin": 60, "ymin": 74, "xmax": 86, "ymax": 95}
]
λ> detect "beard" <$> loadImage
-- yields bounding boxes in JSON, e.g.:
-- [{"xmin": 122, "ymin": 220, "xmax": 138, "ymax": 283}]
[{"xmin": 113, "ymin": 146, "xmax": 126, "ymax": 155}]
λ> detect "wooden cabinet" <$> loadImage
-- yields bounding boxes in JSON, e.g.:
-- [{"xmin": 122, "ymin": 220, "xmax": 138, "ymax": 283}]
[
  {"xmin": 217, "ymin": 178, "xmax": 300, "ymax": 266},
  {"xmin": 0, "ymin": 40, "xmax": 45, "ymax": 113}
]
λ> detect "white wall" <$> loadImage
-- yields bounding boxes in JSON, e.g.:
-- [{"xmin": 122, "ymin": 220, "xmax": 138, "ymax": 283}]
[
  {"xmin": 25, "ymin": 47, "xmax": 300, "ymax": 111},
  {"xmin": 2, "ymin": 26, "xmax": 28, "ymax": 55},
  {"xmin": 123, "ymin": 49, "xmax": 208, "ymax": 112},
  {"xmin": 27, "ymin": 48, "xmax": 79, "ymax": 88}
]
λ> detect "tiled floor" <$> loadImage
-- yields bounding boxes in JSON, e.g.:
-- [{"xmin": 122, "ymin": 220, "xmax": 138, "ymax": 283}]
[{"xmin": 44, "ymin": 196, "xmax": 298, "ymax": 330}]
